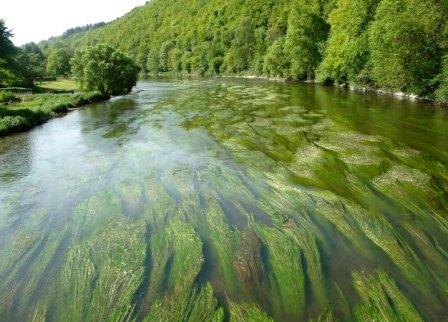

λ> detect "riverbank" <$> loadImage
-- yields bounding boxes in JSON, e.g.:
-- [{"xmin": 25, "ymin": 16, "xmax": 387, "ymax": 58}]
[{"xmin": 0, "ymin": 91, "xmax": 109, "ymax": 136}]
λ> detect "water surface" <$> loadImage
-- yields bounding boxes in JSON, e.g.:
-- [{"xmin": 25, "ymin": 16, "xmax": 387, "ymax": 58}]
[{"xmin": 1, "ymin": 79, "xmax": 448, "ymax": 321}]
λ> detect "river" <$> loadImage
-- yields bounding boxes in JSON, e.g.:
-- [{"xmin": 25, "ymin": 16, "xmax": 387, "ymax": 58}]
[{"xmin": 0, "ymin": 79, "xmax": 447, "ymax": 321}]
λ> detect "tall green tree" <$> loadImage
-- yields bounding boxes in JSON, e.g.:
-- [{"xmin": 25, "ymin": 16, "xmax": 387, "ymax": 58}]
[
  {"xmin": 368, "ymin": 0, "xmax": 445, "ymax": 95},
  {"xmin": 284, "ymin": 0, "xmax": 330, "ymax": 80},
  {"xmin": 146, "ymin": 49, "xmax": 161, "ymax": 74},
  {"xmin": 46, "ymin": 48, "xmax": 71, "ymax": 77},
  {"xmin": 71, "ymin": 44, "xmax": 140, "ymax": 96},
  {"xmin": 19, "ymin": 42, "xmax": 46, "ymax": 84},
  {"xmin": 264, "ymin": 37, "xmax": 289, "ymax": 77},
  {"xmin": 0, "ymin": 19, "xmax": 19, "ymax": 87},
  {"xmin": 224, "ymin": 17, "xmax": 254, "ymax": 73},
  {"xmin": 318, "ymin": 0, "xmax": 378, "ymax": 84}
]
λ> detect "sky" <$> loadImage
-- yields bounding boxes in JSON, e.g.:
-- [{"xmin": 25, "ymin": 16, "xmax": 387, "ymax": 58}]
[{"xmin": 1, "ymin": 0, "xmax": 148, "ymax": 45}]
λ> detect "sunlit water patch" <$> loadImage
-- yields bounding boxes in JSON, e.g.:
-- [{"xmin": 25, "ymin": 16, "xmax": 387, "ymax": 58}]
[{"xmin": 0, "ymin": 79, "xmax": 447, "ymax": 321}]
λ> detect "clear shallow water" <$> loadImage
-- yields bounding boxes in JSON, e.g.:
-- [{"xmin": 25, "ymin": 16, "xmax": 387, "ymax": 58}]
[{"xmin": 0, "ymin": 79, "xmax": 447, "ymax": 321}]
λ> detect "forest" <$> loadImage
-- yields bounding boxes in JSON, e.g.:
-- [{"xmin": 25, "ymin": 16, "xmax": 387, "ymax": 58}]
[{"xmin": 35, "ymin": 0, "xmax": 448, "ymax": 101}]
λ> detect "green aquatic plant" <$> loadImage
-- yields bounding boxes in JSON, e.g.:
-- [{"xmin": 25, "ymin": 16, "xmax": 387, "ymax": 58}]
[
  {"xmin": 0, "ymin": 227, "xmax": 68, "ymax": 321},
  {"xmin": 229, "ymin": 302, "xmax": 274, "ymax": 322},
  {"xmin": 353, "ymin": 270, "xmax": 423, "ymax": 322},
  {"xmin": 71, "ymin": 191, "xmax": 123, "ymax": 240},
  {"xmin": 145, "ymin": 283, "xmax": 224, "ymax": 322},
  {"xmin": 202, "ymin": 199, "xmax": 242, "ymax": 295},
  {"xmin": 54, "ymin": 220, "xmax": 146, "ymax": 321},
  {"xmin": 2, "ymin": 79, "xmax": 448, "ymax": 321},
  {"xmin": 115, "ymin": 180, "xmax": 144, "ymax": 218},
  {"xmin": 282, "ymin": 219, "xmax": 328, "ymax": 310},
  {"xmin": 254, "ymin": 223, "xmax": 305, "ymax": 320},
  {"xmin": 142, "ymin": 221, "xmax": 224, "ymax": 321}
]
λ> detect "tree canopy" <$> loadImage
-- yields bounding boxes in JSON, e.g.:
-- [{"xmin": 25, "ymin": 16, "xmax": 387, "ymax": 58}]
[
  {"xmin": 39, "ymin": 0, "xmax": 447, "ymax": 100},
  {"xmin": 46, "ymin": 48, "xmax": 71, "ymax": 77},
  {"xmin": 71, "ymin": 44, "xmax": 140, "ymax": 96}
]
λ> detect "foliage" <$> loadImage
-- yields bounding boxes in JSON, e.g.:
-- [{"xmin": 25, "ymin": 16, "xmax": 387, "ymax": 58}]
[
  {"xmin": 71, "ymin": 44, "xmax": 140, "ymax": 96},
  {"xmin": 45, "ymin": 47, "xmax": 71, "ymax": 77},
  {"xmin": 435, "ymin": 55, "xmax": 448, "ymax": 102},
  {"xmin": 38, "ymin": 0, "xmax": 448, "ymax": 99},
  {"xmin": 0, "ymin": 21, "xmax": 46, "ymax": 87},
  {"xmin": 0, "ymin": 91, "xmax": 17, "ymax": 104},
  {"xmin": 0, "ymin": 91, "xmax": 107, "ymax": 135},
  {"xmin": 0, "ymin": 19, "xmax": 19, "ymax": 87},
  {"xmin": 284, "ymin": 0, "xmax": 330, "ymax": 80},
  {"xmin": 368, "ymin": 0, "xmax": 445, "ymax": 95},
  {"xmin": 318, "ymin": 0, "xmax": 379, "ymax": 84}
]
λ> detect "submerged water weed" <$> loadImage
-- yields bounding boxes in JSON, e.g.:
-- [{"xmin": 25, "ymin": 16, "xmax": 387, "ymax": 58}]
[
  {"xmin": 202, "ymin": 199, "xmax": 242, "ymax": 295},
  {"xmin": 0, "ymin": 210, "xmax": 48, "ymax": 274},
  {"xmin": 143, "ymin": 221, "xmax": 223, "ymax": 321},
  {"xmin": 353, "ymin": 270, "xmax": 423, "ymax": 322},
  {"xmin": 71, "ymin": 191, "xmax": 122, "ymax": 240},
  {"xmin": 0, "ymin": 228, "xmax": 68, "ymax": 320},
  {"xmin": 54, "ymin": 220, "xmax": 146, "ymax": 321},
  {"xmin": 1, "ymin": 79, "xmax": 448, "ymax": 321},
  {"xmin": 145, "ymin": 283, "xmax": 224, "ymax": 322},
  {"xmin": 229, "ymin": 302, "xmax": 274, "ymax": 322},
  {"xmin": 253, "ymin": 223, "xmax": 305, "ymax": 320}
]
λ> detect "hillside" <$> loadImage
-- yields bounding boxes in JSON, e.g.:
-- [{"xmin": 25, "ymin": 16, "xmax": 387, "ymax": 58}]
[{"xmin": 41, "ymin": 0, "xmax": 448, "ymax": 100}]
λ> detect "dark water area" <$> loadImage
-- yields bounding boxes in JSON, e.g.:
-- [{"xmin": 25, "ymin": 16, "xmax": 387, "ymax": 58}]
[{"xmin": 0, "ymin": 79, "xmax": 447, "ymax": 321}]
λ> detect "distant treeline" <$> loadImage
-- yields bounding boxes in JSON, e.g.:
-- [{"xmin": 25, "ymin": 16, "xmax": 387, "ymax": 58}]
[
  {"xmin": 61, "ymin": 22, "xmax": 106, "ymax": 38},
  {"xmin": 41, "ymin": 0, "xmax": 448, "ymax": 101}
]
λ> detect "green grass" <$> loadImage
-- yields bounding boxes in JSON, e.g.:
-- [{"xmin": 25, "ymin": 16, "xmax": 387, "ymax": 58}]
[
  {"xmin": 0, "ymin": 91, "xmax": 108, "ymax": 136},
  {"xmin": 38, "ymin": 79, "xmax": 78, "ymax": 92}
]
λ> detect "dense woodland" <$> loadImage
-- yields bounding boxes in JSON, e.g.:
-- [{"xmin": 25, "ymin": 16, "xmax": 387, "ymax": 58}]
[{"xmin": 3, "ymin": 0, "xmax": 448, "ymax": 101}]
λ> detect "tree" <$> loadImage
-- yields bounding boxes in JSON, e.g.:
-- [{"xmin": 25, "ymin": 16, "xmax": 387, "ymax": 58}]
[
  {"xmin": 0, "ymin": 19, "xmax": 19, "ymax": 87},
  {"xmin": 284, "ymin": 0, "xmax": 330, "ymax": 80},
  {"xmin": 224, "ymin": 17, "xmax": 254, "ymax": 73},
  {"xmin": 146, "ymin": 48, "xmax": 161, "ymax": 74},
  {"xmin": 264, "ymin": 37, "xmax": 289, "ymax": 77},
  {"xmin": 15, "ymin": 51, "xmax": 45, "ymax": 86},
  {"xmin": 318, "ymin": 0, "xmax": 378, "ymax": 85},
  {"xmin": 368, "ymin": 0, "xmax": 445, "ymax": 95},
  {"xmin": 71, "ymin": 44, "xmax": 140, "ymax": 96},
  {"xmin": 0, "ymin": 19, "xmax": 15, "ymax": 59},
  {"xmin": 19, "ymin": 43, "xmax": 46, "ymax": 85},
  {"xmin": 46, "ymin": 48, "xmax": 71, "ymax": 77}
]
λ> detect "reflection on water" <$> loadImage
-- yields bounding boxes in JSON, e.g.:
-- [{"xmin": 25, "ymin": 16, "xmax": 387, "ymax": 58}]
[{"xmin": 0, "ymin": 79, "xmax": 447, "ymax": 321}]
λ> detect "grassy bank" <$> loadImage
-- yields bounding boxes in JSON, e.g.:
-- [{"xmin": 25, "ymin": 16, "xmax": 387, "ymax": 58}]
[
  {"xmin": 38, "ymin": 79, "xmax": 78, "ymax": 92},
  {"xmin": 0, "ymin": 91, "xmax": 108, "ymax": 136}
]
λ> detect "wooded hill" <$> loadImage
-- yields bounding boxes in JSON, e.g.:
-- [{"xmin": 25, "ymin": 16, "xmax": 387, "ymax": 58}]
[{"xmin": 40, "ymin": 0, "xmax": 448, "ymax": 100}]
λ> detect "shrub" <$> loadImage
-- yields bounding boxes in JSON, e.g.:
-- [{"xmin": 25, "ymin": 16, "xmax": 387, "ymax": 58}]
[
  {"xmin": 71, "ymin": 44, "xmax": 140, "ymax": 96},
  {"xmin": 0, "ymin": 90, "xmax": 18, "ymax": 104}
]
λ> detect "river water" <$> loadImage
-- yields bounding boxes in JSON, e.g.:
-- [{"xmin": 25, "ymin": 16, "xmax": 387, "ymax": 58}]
[{"xmin": 0, "ymin": 79, "xmax": 447, "ymax": 321}]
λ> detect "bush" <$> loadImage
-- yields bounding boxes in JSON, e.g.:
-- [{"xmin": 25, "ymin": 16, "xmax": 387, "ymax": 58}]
[
  {"xmin": 71, "ymin": 44, "xmax": 140, "ymax": 96},
  {"xmin": 0, "ymin": 91, "xmax": 18, "ymax": 104}
]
